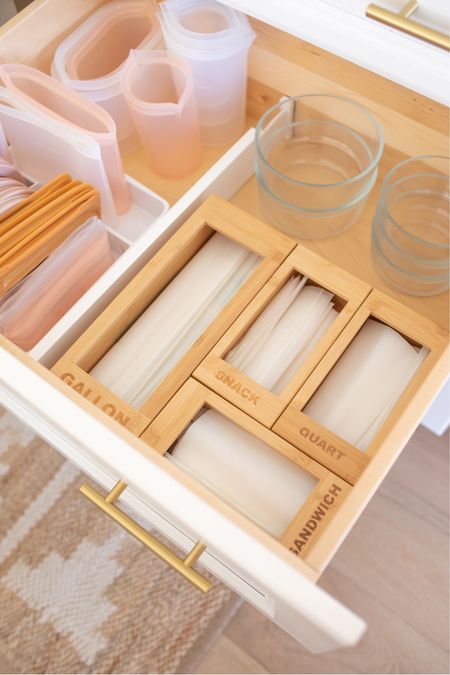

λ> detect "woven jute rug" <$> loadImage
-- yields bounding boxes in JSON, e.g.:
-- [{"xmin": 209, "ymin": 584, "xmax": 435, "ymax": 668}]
[{"xmin": 0, "ymin": 407, "xmax": 241, "ymax": 674}]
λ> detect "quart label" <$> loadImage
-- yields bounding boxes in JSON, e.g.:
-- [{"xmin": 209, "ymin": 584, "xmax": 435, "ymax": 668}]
[{"xmin": 299, "ymin": 425, "xmax": 346, "ymax": 460}]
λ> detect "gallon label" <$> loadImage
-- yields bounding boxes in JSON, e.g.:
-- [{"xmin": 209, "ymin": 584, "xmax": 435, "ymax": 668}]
[{"xmin": 59, "ymin": 371, "xmax": 132, "ymax": 428}]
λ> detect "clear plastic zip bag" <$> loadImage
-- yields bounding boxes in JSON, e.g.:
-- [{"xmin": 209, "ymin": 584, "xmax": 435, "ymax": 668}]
[{"xmin": 0, "ymin": 216, "xmax": 114, "ymax": 350}]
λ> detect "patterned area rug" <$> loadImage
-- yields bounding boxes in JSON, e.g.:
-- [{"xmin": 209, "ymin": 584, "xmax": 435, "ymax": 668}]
[{"xmin": 0, "ymin": 408, "xmax": 241, "ymax": 674}]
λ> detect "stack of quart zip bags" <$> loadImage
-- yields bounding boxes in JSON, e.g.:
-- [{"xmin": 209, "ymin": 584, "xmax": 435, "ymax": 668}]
[{"xmin": 0, "ymin": 170, "xmax": 114, "ymax": 350}]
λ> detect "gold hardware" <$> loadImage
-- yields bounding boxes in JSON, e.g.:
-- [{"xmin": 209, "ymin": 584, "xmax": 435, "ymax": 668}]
[
  {"xmin": 366, "ymin": 1, "xmax": 450, "ymax": 50},
  {"xmin": 398, "ymin": 0, "xmax": 419, "ymax": 18},
  {"xmin": 80, "ymin": 479, "xmax": 212, "ymax": 593}
]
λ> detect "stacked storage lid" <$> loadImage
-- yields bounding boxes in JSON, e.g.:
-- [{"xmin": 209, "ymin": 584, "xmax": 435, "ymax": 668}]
[
  {"xmin": 51, "ymin": 0, "xmax": 162, "ymax": 153},
  {"xmin": 159, "ymin": 0, "xmax": 255, "ymax": 147}
]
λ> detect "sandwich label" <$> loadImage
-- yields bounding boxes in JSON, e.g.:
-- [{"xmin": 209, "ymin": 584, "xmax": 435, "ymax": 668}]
[{"xmin": 289, "ymin": 482, "xmax": 344, "ymax": 555}]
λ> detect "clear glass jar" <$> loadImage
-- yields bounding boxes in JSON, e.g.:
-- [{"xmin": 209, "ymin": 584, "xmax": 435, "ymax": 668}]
[
  {"xmin": 254, "ymin": 94, "xmax": 383, "ymax": 239},
  {"xmin": 255, "ymin": 162, "xmax": 378, "ymax": 240},
  {"xmin": 371, "ymin": 156, "xmax": 449, "ymax": 296}
]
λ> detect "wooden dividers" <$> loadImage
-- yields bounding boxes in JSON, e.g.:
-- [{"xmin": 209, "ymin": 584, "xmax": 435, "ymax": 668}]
[
  {"xmin": 194, "ymin": 245, "xmax": 370, "ymax": 427},
  {"xmin": 274, "ymin": 289, "xmax": 449, "ymax": 484},
  {"xmin": 141, "ymin": 378, "xmax": 351, "ymax": 569},
  {"xmin": 52, "ymin": 195, "xmax": 295, "ymax": 434}
]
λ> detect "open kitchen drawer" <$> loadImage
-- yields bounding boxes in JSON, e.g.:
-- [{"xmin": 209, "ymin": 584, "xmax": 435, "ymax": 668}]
[{"xmin": 0, "ymin": 0, "xmax": 448, "ymax": 654}]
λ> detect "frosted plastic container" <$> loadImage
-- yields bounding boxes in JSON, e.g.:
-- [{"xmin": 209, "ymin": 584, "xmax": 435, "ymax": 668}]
[
  {"xmin": 51, "ymin": 0, "xmax": 163, "ymax": 154},
  {"xmin": 121, "ymin": 50, "xmax": 202, "ymax": 179},
  {"xmin": 159, "ymin": 0, "xmax": 255, "ymax": 147},
  {"xmin": 160, "ymin": 0, "xmax": 245, "ymax": 49},
  {"xmin": 0, "ymin": 87, "xmax": 117, "ymax": 225},
  {"xmin": 0, "ymin": 64, "xmax": 130, "ymax": 214}
]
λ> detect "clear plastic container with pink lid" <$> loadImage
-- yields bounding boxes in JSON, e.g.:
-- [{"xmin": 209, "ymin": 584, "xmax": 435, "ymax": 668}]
[
  {"xmin": 159, "ymin": 0, "xmax": 255, "ymax": 147},
  {"xmin": 51, "ymin": 0, "xmax": 162, "ymax": 154}
]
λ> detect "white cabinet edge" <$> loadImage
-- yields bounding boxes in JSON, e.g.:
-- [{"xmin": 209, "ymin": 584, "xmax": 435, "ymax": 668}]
[
  {"xmin": 221, "ymin": 0, "xmax": 449, "ymax": 105},
  {"xmin": 421, "ymin": 378, "xmax": 450, "ymax": 435}
]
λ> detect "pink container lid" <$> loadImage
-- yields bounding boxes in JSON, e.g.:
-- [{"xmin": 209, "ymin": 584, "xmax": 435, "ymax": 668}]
[{"xmin": 62, "ymin": 0, "xmax": 162, "ymax": 85}]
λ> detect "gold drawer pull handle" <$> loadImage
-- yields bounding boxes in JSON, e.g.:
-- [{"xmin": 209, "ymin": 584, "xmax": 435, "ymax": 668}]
[
  {"xmin": 80, "ymin": 479, "xmax": 212, "ymax": 593},
  {"xmin": 366, "ymin": 1, "xmax": 450, "ymax": 50}
]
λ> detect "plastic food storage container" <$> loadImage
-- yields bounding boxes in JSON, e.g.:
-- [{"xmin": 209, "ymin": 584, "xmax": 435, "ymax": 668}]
[
  {"xmin": 159, "ymin": 0, "xmax": 255, "ymax": 147},
  {"xmin": 371, "ymin": 155, "xmax": 450, "ymax": 296},
  {"xmin": 0, "ymin": 87, "xmax": 118, "ymax": 225},
  {"xmin": 121, "ymin": 50, "xmax": 202, "ymax": 179},
  {"xmin": 51, "ymin": 0, "xmax": 162, "ymax": 154},
  {"xmin": 254, "ymin": 94, "xmax": 383, "ymax": 240},
  {"xmin": 0, "ymin": 63, "xmax": 130, "ymax": 215}
]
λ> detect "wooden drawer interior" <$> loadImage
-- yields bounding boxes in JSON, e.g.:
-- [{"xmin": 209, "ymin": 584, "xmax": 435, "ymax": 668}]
[
  {"xmin": 1, "ymin": 0, "xmax": 447, "ymax": 329},
  {"xmin": 0, "ymin": 0, "xmax": 448, "ymax": 581}
]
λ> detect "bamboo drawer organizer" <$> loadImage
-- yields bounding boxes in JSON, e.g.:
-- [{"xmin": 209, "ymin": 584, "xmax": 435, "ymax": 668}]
[
  {"xmin": 194, "ymin": 245, "xmax": 371, "ymax": 427},
  {"xmin": 141, "ymin": 378, "xmax": 351, "ymax": 566},
  {"xmin": 52, "ymin": 196, "xmax": 295, "ymax": 435},
  {"xmin": 273, "ymin": 290, "xmax": 448, "ymax": 485}
]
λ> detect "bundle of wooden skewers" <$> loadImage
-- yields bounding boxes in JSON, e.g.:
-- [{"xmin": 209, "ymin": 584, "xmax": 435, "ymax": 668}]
[{"xmin": 0, "ymin": 173, "xmax": 99, "ymax": 296}]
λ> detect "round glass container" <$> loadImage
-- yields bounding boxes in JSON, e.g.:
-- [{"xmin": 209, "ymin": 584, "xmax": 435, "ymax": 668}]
[
  {"xmin": 254, "ymin": 95, "xmax": 383, "ymax": 238},
  {"xmin": 371, "ymin": 156, "xmax": 449, "ymax": 296}
]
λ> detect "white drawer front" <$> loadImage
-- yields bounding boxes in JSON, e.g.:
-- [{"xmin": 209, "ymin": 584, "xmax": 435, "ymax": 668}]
[
  {"xmin": 0, "ymin": 339, "xmax": 366, "ymax": 653},
  {"xmin": 221, "ymin": 0, "xmax": 449, "ymax": 104}
]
